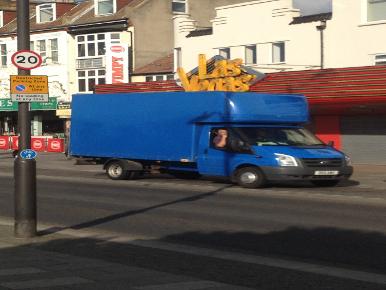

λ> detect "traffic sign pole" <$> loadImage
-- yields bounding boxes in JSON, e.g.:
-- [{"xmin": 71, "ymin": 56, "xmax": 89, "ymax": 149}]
[{"xmin": 14, "ymin": 0, "xmax": 37, "ymax": 238}]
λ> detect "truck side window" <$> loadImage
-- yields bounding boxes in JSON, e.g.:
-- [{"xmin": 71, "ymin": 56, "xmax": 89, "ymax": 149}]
[{"xmin": 211, "ymin": 128, "xmax": 228, "ymax": 150}]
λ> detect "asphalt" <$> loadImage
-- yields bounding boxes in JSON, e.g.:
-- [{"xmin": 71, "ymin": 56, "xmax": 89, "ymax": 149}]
[{"xmin": 0, "ymin": 151, "xmax": 385, "ymax": 289}]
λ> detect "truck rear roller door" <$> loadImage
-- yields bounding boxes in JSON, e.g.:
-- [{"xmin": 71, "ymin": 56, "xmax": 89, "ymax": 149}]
[{"xmin": 341, "ymin": 116, "xmax": 386, "ymax": 165}]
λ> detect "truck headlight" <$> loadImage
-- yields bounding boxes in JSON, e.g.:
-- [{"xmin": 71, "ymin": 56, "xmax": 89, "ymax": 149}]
[
  {"xmin": 275, "ymin": 153, "xmax": 298, "ymax": 167},
  {"xmin": 345, "ymin": 155, "xmax": 352, "ymax": 166}
]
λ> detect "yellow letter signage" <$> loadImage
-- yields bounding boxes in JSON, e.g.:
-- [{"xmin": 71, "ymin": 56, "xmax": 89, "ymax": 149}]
[{"xmin": 177, "ymin": 54, "xmax": 264, "ymax": 92}]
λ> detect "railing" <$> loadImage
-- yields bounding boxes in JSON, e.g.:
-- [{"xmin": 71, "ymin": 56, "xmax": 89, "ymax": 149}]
[{"xmin": 0, "ymin": 136, "xmax": 65, "ymax": 153}]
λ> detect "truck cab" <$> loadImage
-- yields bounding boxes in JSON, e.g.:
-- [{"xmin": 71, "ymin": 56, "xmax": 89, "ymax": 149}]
[{"xmin": 196, "ymin": 125, "xmax": 353, "ymax": 188}]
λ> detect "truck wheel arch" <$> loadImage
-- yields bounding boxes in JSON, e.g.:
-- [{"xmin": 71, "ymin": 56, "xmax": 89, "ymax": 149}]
[
  {"xmin": 232, "ymin": 165, "xmax": 267, "ymax": 188},
  {"xmin": 104, "ymin": 159, "xmax": 144, "ymax": 180}
]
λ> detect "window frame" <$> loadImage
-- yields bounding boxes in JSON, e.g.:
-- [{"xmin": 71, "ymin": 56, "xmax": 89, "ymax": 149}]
[
  {"xmin": 145, "ymin": 74, "xmax": 174, "ymax": 82},
  {"xmin": 272, "ymin": 41, "xmax": 285, "ymax": 64},
  {"xmin": 219, "ymin": 47, "xmax": 231, "ymax": 59},
  {"xmin": 366, "ymin": 0, "xmax": 386, "ymax": 22},
  {"xmin": 0, "ymin": 43, "xmax": 7, "ymax": 67},
  {"xmin": 94, "ymin": 0, "xmax": 116, "ymax": 16},
  {"xmin": 31, "ymin": 38, "xmax": 59, "ymax": 64},
  {"xmin": 172, "ymin": 0, "xmax": 187, "ymax": 14},
  {"xmin": 245, "ymin": 44, "xmax": 257, "ymax": 65},
  {"xmin": 0, "ymin": 11, "xmax": 3, "ymax": 28},
  {"xmin": 36, "ymin": 3, "xmax": 56, "ymax": 23},
  {"xmin": 76, "ymin": 33, "xmax": 108, "ymax": 58},
  {"xmin": 375, "ymin": 54, "xmax": 386, "ymax": 65},
  {"xmin": 78, "ymin": 69, "xmax": 106, "ymax": 93}
]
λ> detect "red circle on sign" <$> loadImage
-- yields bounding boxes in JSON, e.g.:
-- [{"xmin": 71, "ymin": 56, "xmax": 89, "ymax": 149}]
[{"xmin": 11, "ymin": 50, "xmax": 43, "ymax": 70}]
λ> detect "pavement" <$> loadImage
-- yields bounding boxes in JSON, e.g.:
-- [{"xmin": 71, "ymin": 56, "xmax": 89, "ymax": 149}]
[{"xmin": 0, "ymin": 152, "xmax": 385, "ymax": 289}]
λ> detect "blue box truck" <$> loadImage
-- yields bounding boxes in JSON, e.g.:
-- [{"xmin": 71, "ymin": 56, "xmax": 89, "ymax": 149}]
[{"xmin": 70, "ymin": 91, "xmax": 353, "ymax": 188}]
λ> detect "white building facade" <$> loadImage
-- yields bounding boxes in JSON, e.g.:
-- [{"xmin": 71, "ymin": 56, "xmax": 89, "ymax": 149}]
[{"xmin": 174, "ymin": 0, "xmax": 386, "ymax": 73}]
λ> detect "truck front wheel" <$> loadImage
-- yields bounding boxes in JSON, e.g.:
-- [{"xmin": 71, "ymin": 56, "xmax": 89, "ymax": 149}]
[
  {"xmin": 235, "ymin": 167, "xmax": 266, "ymax": 188},
  {"xmin": 106, "ymin": 161, "xmax": 128, "ymax": 180}
]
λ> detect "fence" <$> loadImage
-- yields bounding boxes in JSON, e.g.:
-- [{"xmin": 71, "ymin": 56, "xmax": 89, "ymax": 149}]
[{"xmin": 0, "ymin": 136, "xmax": 65, "ymax": 153}]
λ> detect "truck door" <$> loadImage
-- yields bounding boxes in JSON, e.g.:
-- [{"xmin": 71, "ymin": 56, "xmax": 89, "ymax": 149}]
[{"xmin": 197, "ymin": 127, "xmax": 237, "ymax": 176}]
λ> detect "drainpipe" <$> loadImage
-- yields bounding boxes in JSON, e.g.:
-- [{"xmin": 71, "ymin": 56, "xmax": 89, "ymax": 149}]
[
  {"xmin": 128, "ymin": 30, "xmax": 133, "ymax": 83},
  {"xmin": 316, "ymin": 20, "xmax": 327, "ymax": 69}
]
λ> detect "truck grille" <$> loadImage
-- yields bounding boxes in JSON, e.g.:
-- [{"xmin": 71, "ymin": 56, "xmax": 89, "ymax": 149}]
[{"xmin": 301, "ymin": 158, "xmax": 343, "ymax": 168}]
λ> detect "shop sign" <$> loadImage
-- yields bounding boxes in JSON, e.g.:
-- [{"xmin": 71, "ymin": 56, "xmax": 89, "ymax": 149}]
[
  {"xmin": 177, "ymin": 54, "xmax": 265, "ymax": 92},
  {"xmin": 0, "ymin": 98, "xmax": 18, "ymax": 111},
  {"xmin": 10, "ymin": 75, "xmax": 49, "ymax": 102},
  {"xmin": 56, "ymin": 102, "xmax": 71, "ymax": 117},
  {"xmin": 30, "ymin": 97, "xmax": 57, "ymax": 110},
  {"xmin": 0, "ymin": 98, "xmax": 57, "ymax": 111},
  {"xmin": 105, "ymin": 44, "xmax": 129, "ymax": 84}
]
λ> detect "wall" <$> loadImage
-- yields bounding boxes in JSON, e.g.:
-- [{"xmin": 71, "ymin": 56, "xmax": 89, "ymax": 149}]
[{"xmin": 175, "ymin": 0, "xmax": 386, "ymax": 73}]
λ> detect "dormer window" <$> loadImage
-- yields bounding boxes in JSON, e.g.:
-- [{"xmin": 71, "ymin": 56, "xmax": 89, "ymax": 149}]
[
  {"xmin": 95, "ymin": 0, "xmax": 115, "ymax": 15},
  {"xmin": 37, "ymin": 3, "xmax": 56, "ymax": 23}
]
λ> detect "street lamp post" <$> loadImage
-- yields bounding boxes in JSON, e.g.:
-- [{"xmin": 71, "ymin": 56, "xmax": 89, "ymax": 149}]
[
  {"xmin": 316, "ymin": 20, "xmax": 327, "ymax": 69},
  {"xmin": 14, "ymin": 0, "xmax": 37, "ymax": 238}
]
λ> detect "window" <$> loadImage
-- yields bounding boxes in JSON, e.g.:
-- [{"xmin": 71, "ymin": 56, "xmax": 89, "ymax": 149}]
[
  {"xmin": 0, "ymin": 44, "xmax": 6, "ymax": 66},
  {"xmin": 245, "ymin": 45, "xmax": 257, "ymax": 64},
  {"xmin": 272, "ymin": 42, "xmax": 285, "ymax": 63},
  {"xmin": 49, "ymin": 39, "xmax": 58, "ymax": 63},
  {"xmin": 367, "ymin": 0, "xmax": 386, "ymax": 22},
  {"xmin": 172, "ymin": 0, "xmax": 187, "ymax": 13},
  {"xmin": 77, "ymin": 34, "xmax": 106, "ymax": 57},
  {"xmin": 37, "ymin": 40, "xmax": 46, "ymax": 60},
  {"xmin": 95, "ymin": 0, "xmax": 115, "ymax": 15},
  {"xmin": 32, "ymin": 38, "xmax": 59, "ymax": 63},
  {"xmin": 37, "ymin": 3, "xmax": 55, "ymax": 23},
  {"xmin": 175, "ymin": 47, "xmax": 182, "ymax": 68},
  {"xmin": 0, "ymin": 11, "xmax": 3, "ymax": 28},
  {"xmin": 219, "ymin": 47, "xmax": 230, "ymax": 59},
  {"xmin": 78, "ymin": 69, "xmax": 106, "ymax": 92},
  {"xmin": 375, "ymin": 54, "xmax": 386, "ymax": 65},
  {"xmin": 145, "ymin": 75, "xmax": 174, "ymax": 82}
]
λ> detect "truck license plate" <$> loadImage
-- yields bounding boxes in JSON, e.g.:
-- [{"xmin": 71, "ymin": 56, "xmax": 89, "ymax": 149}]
[{"xmin": 314, "ymin": 170, "xmax": 339, "ymax": 175}]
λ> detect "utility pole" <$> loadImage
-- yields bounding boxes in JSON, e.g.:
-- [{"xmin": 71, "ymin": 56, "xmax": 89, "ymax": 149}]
[
  {"xmin": 14, "ymin": 0, "xmax": 37, "ymax": 238},
  {"xmin": 316, "ymin": 20, "xmax": 327, "ymax": 69}
]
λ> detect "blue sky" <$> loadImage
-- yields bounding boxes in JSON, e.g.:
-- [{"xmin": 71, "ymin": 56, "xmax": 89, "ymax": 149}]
[{"xmin": 293, "ymin": 0, "xmax": 332, "ymax": 15}]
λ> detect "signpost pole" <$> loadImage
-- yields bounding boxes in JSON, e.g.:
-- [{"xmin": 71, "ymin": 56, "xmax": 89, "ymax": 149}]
[{"xmin": 14, "ymin": 0, "xmax": 37, "ymax": 238}]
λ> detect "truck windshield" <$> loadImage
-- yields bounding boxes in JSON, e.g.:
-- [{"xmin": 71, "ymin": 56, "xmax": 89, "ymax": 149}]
[{"xmin": 234, "ymin": 127, "xmax": 325, "ymax": 146}]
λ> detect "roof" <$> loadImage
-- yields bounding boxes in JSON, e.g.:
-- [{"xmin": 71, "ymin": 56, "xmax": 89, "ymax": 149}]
[
  {"xmin": 95, "ymin": 65, "xmax": 386, "ymax": 115},
  {"xmin": 0, "ymin": 0, "xmax": 140, "ymax": 35},
  {"xmin": 133, "ymin": 53, "xmax": 173, "ymax": 75},
  {"xmin": 290, "ymin": 12, "xmax": 332, "ymax": 25}
]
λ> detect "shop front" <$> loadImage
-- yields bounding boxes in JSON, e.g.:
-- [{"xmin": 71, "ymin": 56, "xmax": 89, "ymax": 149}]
[{"xmin": 0, "ymin": 97, "xmax": 64, "ymax": 137}]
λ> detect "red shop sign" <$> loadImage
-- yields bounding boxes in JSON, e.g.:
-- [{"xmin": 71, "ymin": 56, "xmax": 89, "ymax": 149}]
[
  {"xmin": 0, "ymin": 136, "xmax": 10, "ymax": 150},
  {"xmin": 47, "ymin": 138, "xmax": 64, "ymax": 153},
  {"xmin": 31, "ymin": 138, "xmax": 46, "ymax": 152},
  {"xmin": 11, "ymin": 136, "xmax": 19, "ymax": 150}
]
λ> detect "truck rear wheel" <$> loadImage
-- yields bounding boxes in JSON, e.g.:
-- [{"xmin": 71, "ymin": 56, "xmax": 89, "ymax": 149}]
[
  {"xmin": 106, "ymin": 161, "xmax": 128, "ymax": 180},
  {"xmin": 235, "ymin": 167, "xmax": 266, "ymax": 188}
]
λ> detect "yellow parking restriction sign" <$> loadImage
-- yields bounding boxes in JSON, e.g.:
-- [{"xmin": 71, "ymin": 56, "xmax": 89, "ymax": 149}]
[{"xmin": 10, "ymin": 75, "xmax": 49, "ymax": 102}]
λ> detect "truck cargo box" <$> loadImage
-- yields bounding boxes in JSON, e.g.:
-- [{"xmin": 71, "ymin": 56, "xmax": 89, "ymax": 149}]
[{"xmin": 70, "ymin": 91, "xmax": 308, "ymax": 161}]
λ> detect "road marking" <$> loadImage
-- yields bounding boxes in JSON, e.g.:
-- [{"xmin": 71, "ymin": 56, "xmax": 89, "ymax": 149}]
[
  {"xmin": 1, "ymin": 277, "xmax": 92, "ymax": 289},
  {"xmin": 0, "ymin": 268, "xmax": 45, "ymax": 276},
  {"xmin": 133, "ymin": 280, "xmax": 229, "ymax": 290}
]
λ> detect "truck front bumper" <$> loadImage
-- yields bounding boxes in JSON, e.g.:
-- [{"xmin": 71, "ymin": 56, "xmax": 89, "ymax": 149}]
[{"xmin": 261, "ymin": 166, "xmax": 353, "ymax": 181}]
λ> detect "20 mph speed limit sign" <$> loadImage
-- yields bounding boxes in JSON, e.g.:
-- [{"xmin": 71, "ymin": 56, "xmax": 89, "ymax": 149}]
[{"xmin": 11, "ymin": 50, "xmax": 42, "ymax": 70}]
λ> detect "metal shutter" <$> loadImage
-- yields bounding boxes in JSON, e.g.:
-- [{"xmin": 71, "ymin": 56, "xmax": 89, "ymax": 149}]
[{"xmin": 341, "ymin": 116, "xmax": 386, "ymax": 165}]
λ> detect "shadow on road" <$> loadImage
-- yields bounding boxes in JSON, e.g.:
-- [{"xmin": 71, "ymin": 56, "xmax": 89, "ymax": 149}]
[
  {"xmin": 39, "ymin": 185, "xmax": 233, "ymax": 236},
  {"xmin": 8, "ymin": 226, "xmax": 386, "ymax": 289}
]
